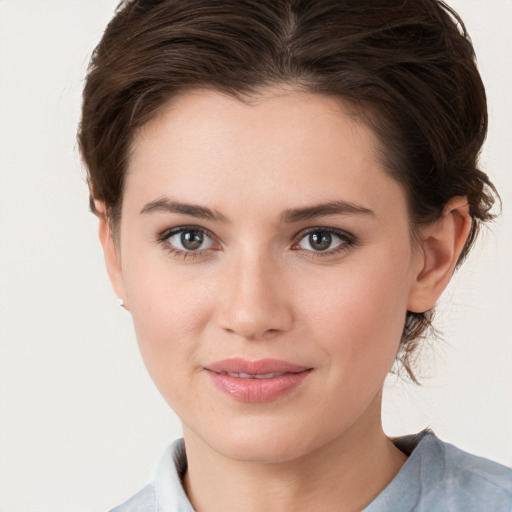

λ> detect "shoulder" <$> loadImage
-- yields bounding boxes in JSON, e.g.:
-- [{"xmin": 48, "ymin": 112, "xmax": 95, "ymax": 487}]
[
  {"xmin": 108, "ymin": 439, "xmax": 192, "ymax": 512},
  {"xmin": 366, "ymin": 431, "xmax": 512, "ymax": 512},
  {"xmin": 428, "ymin": 435, "xmax": 512, "ymax": 509},
  {"xmin": 108, "ymin": 484, "xmax": 156, "ymax": 512}
]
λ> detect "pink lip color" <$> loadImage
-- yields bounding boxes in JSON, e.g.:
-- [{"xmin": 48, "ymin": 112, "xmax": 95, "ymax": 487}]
[{"xmin": 204, "ymin": 358, "xmax": 312, "ymax": 403}]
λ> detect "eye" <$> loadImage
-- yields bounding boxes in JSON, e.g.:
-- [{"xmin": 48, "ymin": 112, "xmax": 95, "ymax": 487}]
[
  {"xmin": 159, "ymin": 226, "xmax": 216, "ymax": 255},
  {"xmin": 296, "ymin": 228, "xmax": 353, "ymax": 253}
]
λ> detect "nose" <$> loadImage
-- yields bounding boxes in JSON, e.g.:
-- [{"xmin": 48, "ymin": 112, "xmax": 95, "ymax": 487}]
[{"xmin": 214, "ymin": 253, "xmax": 293, "ymax": 341}]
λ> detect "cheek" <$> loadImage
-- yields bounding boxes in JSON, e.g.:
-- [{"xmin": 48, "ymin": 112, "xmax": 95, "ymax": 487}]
[
  {"xmin": 297, "ymin": 253, "xmax": 410, "ymax": 363},
  {"xmin": 296, "ymin": 266, "xmax": 409, "ymax": 417},
  {"xmin": 122, "ymin": 259, "xmax": 213, "ymax": 385}
]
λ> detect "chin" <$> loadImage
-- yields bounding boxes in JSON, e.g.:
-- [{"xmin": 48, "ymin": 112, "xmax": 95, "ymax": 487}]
[
  {"xmin": 216, "ymin": 438, "xmax": 308, "ymax": 464},
  {"xmin": 194, "ymin": 420, "xmax": 332, "ymax": 465}
]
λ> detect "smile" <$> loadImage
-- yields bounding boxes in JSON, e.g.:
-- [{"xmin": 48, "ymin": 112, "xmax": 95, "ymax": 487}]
[
  {"xmin": 204, "ymin": 358, "xmax": 312, "ymax": 402},
  {"xmin": 223, "ymin": 371, "xmax": 287, "ymax": 379}
]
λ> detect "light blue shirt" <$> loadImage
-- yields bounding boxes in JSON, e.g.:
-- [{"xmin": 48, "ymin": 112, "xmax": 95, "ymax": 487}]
[{"xmin": 110, "ymin": 431, "xmax": 512, "ymax": 511}]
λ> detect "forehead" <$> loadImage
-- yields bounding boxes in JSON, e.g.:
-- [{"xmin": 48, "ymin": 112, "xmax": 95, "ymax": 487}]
[{"xmin": 125, "ymin": 88, "xmax": 407, "ymax": 222}]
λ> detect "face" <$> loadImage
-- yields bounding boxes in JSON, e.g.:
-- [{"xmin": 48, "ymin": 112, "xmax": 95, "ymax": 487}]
[{"xmin": 108, "ymin": 88, "xmax": 426, "ymax": 463}]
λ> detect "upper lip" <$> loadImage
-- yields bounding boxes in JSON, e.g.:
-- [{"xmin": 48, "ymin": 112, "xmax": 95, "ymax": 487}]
[{"xmin": 205, "ymin": 358, "xmax": 311, "ymax": 375}]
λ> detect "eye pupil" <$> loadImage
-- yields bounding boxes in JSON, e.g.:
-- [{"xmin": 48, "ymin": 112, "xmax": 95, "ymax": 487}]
[
  {"xmin": 309, "ymin": 232, "xmax": 332, "ymax": 251},
  {"xmin": 181, "ymin": 230, "xmax": 203, "ymax": 250}
]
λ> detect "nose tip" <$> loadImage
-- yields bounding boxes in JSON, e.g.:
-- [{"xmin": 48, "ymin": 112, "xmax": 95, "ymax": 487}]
[
  {"xmin": 215, "ymin": 260, "xmax": 293, "ymax": 341},
  {"xmin": 223, "ymin": 319, "xmax": 282, "ymax": 342}
]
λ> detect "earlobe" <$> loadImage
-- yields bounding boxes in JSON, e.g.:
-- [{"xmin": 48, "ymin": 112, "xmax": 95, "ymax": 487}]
[
  {"xmin": 95, "ymin": 201, "xmax": 128, "ymax": 309},
  {"xmin": 407, "ymin": 197, "xmax": 472, "ymax": 313}
]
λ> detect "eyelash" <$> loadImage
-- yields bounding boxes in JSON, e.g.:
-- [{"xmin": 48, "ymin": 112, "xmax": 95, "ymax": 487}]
[
  {"xmin": 292, "ymin": 227, "xmax": 356, "ymax": 259},
  {"xmin": 157, "ymin": 225, "xmax": 220, "ymax": 261},
  {"xmin": 156, "ymin": 225, "xmax": 356, "ymax": 261}
]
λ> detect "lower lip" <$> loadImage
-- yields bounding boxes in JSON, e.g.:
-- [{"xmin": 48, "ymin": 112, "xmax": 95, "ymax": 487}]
[{"xmin": 206, "ymin": 370, "xmax": 311, "ymax": 402}]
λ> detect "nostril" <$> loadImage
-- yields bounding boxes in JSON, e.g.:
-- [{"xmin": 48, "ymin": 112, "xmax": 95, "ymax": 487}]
[{"xmin": 221, "ymin": 323, "xmax": 284, "ymax": 342}]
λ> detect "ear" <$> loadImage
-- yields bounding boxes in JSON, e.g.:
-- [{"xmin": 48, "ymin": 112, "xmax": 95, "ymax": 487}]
[
  {"xmin": 407, "ymin": 196, "xmax": 472, "ymax": 313},
  {"xmin": 95, "ymin": 201, "xmax": 128, "ymax": 309}
]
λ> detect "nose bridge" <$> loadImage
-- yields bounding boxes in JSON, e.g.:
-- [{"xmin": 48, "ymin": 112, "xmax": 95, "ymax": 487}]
[{"xmin": 216, "ymin": 247, "xmax": 292, "ymax": 340}]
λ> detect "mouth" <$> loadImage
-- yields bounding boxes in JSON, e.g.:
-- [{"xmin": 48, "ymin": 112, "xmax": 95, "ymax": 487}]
[
  {"xmin": 205, "ymin": 357, "xmax": 311, "ymax": 375},
  {"xmin": 219, "ymin": 371, "xmax": 291, "ymax": 379},
  {"xmin": 204, "ymin": 358, "xmax": 313, "ymax": 402}
]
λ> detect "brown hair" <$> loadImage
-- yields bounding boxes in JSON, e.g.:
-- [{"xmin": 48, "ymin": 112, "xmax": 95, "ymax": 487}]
[{"xmin": 78, "ymin": 0, "xmax": 497, "ymax": 380}]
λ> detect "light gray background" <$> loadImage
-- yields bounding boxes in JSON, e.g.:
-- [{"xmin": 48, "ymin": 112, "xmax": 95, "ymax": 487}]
[{"xmin": 0, "ymin": 1, "xmax": 510, "ymax": 511}]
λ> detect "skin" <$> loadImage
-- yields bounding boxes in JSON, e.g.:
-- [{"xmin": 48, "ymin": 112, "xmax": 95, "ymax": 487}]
[{"xmin": 98, "ymin": 88, "xmax": 471, "ymax": 512}]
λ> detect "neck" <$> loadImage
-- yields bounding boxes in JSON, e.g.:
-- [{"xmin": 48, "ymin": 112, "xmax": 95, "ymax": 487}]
[{"xmin": 182, "ymin": 399, "xmax": 407, "ymax": 512}]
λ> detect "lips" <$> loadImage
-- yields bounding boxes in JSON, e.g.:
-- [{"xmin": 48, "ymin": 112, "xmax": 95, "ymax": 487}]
[
  {"xmin": 204, "ymin": 358, "xmax": 312, "ymax": 402},
  {"xmin": 223, "ymin": 371, "xmax": 288, "ymax": 379}
]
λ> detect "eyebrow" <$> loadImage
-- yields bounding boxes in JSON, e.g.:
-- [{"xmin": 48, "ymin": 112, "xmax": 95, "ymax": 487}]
[
  {"xmin": 280, "ymin": 200, "xmax": 375, "ymax": 223},
  {"xmin": 140, "ymin": 197, "xmax": 374, "ymax": 223},
  {"xmin": 140, "ymin": 198, "xmax": 229, "ymax": 222}
]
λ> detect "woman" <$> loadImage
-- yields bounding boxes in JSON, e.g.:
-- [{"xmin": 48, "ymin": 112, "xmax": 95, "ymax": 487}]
[{"xmin": 78, "ymin": 0, "xmax": 512, "ymax": 510}]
